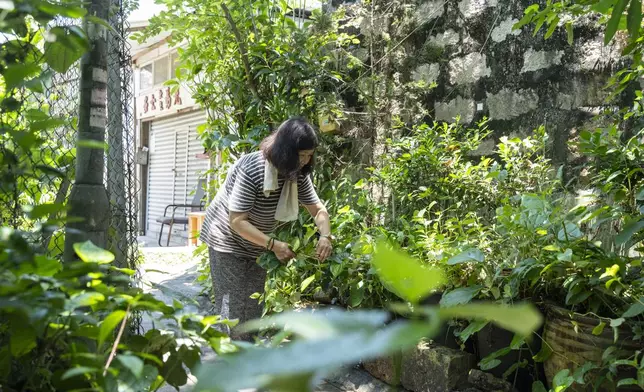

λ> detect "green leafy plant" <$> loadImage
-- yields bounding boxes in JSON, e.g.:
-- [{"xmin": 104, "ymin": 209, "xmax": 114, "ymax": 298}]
[{"xmin": 192, "ymin": 242, "xmax": 544, "ymax": 392}]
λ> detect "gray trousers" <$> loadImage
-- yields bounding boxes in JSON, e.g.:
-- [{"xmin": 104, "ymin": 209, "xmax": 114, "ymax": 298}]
[{"xmin": 208, "ymin": 248, "xmax": 267, "ymax": 339}]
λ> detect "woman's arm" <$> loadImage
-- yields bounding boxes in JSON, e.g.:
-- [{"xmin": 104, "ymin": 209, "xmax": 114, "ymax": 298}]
[
  {"xmin": 304, "ymin": 202, "xmax": 331, "ymax": 236},
  {"xmin": 304, "ymin": 202, "xmax": 332, "ymax": 261},
  {"xmin": 229, "ymin": 211, "xmax": 294, "ymax": 261}
]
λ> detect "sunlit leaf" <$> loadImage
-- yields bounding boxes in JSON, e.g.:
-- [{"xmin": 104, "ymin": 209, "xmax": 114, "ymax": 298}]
[
  {"xmin": 74, "ymin": 241, "xmax": 115, "ymax": 264},
  {"xmin": 300, "ymin": 275, "xmax": 315, "ymax": 291},
  {"xmin": 70, "ymin": 292, "xmax": 105, "ymax": 308},
  {"xmin": 440, "ymin": 286, "xmax": 482, "ymax": 307},
  {"xmin": 533, "ymin": 343, "xmax": 553, "ymax": 362},
  {"xmin": 62, "ymin": 366, "xmax": 99, "ymax": 380},
  {"xmin": 99, "ymin": 310, "xmax": 126, "ymax": 348},
  {"xmin": 240, "ymin": 308, "xmax": 389, "ymax": 340},
  {"xmin": 3, "ymin": 63, "xmax": 41, "ymax": 90},
  {"xmin": 44, "ymin": 26, "xmax": 88, "ymax": 73},
  {"xmin": 592, "ymin": 321, "xmax": 607, "ymax": 335},
  {"xmin": 77, "ymin": 139, "xmax": 108, "ymax": 150},
  {"xmin": 24, "ymin": 203, "xmax": 66, "ymax": 219},
  {"xmin": 195, "ymin": 320, "xmax": 436, "ymax": 392},
  {"xmin": 439, "ymin": 302, "xmax": 543, "ymax": 336},
  {"xmin": 372, "ymin": 241, "xmax": 445, "ymax": 303}
]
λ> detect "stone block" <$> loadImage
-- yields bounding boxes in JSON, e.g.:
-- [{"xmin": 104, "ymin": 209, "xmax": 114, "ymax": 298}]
[
  {"xmin": 468, "ymin": 369, "xmax": 514, "ymax": 392},
  {"xmin": 435, "ymin": 96, "xmax": 475, "ymax": 124},
  {"xmin": 363, "ymin": 353, "xmax": 402, "ymax": 386},
  {"xmin": 415, "ymin": 1, "xmax": 444, "ymax": 24},
  {"xmin": 412, "ymin": 64, "xmax": 440, "ymax": 86},
  {"xmin": 448, "ymin": 53, "xmax": 491, "ymax": 85},
  {"xmin": 486, "ymin": 88, "xmax": 538, "ymax": 120},
  {"xmin": 491, "ymin": 18, "xmax": 521, "ymax": 43},
  {"xmin": 521, "ymin": 48, "xmax": 564, "ymax": 73},
  {"xmin": 430, "ymin": 29, "xmax": 460, "ymax": 47},
  {"xmin": 323, "ymin": 366, "xmax": 398, "ymax": 392},
  {"xmin": 401, "ymin": 343, "xmax": 476, "ymax": 392},
  {"xmin": 458, "ymin": 0, "xmax": 498, "ymax": 18}
]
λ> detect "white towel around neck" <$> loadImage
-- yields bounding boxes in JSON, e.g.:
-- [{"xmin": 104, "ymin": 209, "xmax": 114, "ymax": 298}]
[{"xmin": 263, "ymin": 160, "xmax": 299, "ymax": 222}]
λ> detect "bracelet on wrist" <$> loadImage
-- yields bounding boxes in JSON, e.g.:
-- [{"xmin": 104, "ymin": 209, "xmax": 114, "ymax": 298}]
[{"xmin": 266, "ymin": 237, "xmax": 275, "ymax": 251}]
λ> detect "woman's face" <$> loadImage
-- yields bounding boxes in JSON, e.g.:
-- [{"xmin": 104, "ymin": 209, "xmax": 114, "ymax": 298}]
[{"xmin": 298, "ymin": 149, "xmax": 314, "ymax": 169}]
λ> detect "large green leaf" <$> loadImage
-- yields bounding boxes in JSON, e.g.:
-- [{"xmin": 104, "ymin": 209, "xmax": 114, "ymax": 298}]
[
  {"xmin": 38, "ymin": 1, "xmax": 87, "ymax": 18},
  {"xmin": 25, "ymin": 202, "xmax": 66, "ymax": 219},
  {"xmin": 447, "ymin": 248, "xmax": 484, "ymax": 265},
  {"xmin": 440, "ymin": 285, "xmax": 482, "ymax": 307},
  {"xmin": 438, "ymin": 302, "xmax": 543, "ymax": 336},
  {"xmin": 371, "ymin": 241, "xmax": 445, "ymax": 303},
  {"xmin": 162, "ymin": 351, "xmax": 189, "ymax": 388},
  {"xmin": 627, "ymin": 0, "xmax": 642, "ymax": 39},
  {"xmin": 69, "ymin": 292, "xmax": 105, "ymax": 308},
  {"xmin": 350, "ymin": 280, "xmax": 365, "ymax": 307},
  {"xmin": 99, "ymin": 310, "xmax": 126, "ymax": 348},
  {"xmin": 74, "ymin": 241, "xmax": 115, "ymax": 264},
  {"xmin": 300, "ymin": 274, "xmax": 315, "ymax": 291},
  {"xmin": 109, "ymin": 364, "xmax": 159, "ymax": 392},
  {"xmin": 195, "ymin": 320, "xmax": 436, "ymax": 392},
  {"xmin": 456, "ymin": 319, "xmax": 488, "ymax": 342},
  {"xmin": 240, "ymin": 308, "xmax": 390, "ymax": 339},
  {"xmin": 117, "ymin": 355, "xmax": 144, "ymax": 378},
  {"xmin": 605, "ymin": 0, "xmax": 629, "ymax": 44},
  {"xmin": 532, "ymin": 381, "xmax": 548, "ymax": 392},
  {"xmin": 61, "ymin": 366, "xmax": 100, "ymax": 380},
  {"xmin": 10, "ymin": 324, "xmax": 36, "ymax": 357},
  {"xmin": 623, "ymin": 299, "xmax": 644, "ymax": 318},
  {"xmin": 0, "ymin": 346, "xmax": 9, "ymax": 379},
  {"xmin": 44, "ymin": 26, "xmax": 88, "ymax": 74},
  {"xmin": 615, "ymin": 219, "xmax": 644, "ymax": 246},
  {"xmin": 3, "ymin": 63, "xmax": 41, "ymax": 90}
]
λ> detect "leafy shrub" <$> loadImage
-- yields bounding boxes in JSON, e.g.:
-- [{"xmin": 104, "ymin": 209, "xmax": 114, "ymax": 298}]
[{"xmin": 0, "ymin": 229, "xmax": 237, "ymax": 391}]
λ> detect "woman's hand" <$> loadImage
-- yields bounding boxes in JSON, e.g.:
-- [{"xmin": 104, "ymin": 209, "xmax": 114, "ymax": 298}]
[
  {"xmin": 273, "ymin": 241, "xmax": 296, "ymax": 263},
  {"xmin": 316, "ymin": 236, "xmax": 333, "ymax": 262}
]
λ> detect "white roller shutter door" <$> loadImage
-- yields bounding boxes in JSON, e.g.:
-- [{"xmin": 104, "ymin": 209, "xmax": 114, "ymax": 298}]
[{"xmin": 146, "ymin": 110, "xmax": 209, "ymax": 241}]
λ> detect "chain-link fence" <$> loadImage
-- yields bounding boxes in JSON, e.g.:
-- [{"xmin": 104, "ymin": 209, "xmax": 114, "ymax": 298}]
[
  {"xmin": 106, "ymin": 0, "xmax": 139, "ymax": 273},
  {"xmin": 0, "ymin": 3, "xmax": 140, "ymax": 274}
]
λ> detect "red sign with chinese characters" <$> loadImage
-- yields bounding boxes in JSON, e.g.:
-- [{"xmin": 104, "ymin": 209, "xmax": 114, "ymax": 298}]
[{"xmin": 136, "ymin": 85, "xmax": 196, "ymax": 120}]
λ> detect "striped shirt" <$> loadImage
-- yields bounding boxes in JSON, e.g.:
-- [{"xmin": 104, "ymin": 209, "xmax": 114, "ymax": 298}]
[{"xmin": 200, "ymin": 151, "xmax": 320, "ymax": 258}]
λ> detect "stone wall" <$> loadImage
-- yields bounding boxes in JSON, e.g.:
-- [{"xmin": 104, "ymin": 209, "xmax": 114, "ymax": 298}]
[{"xmin": 400, "ymin": 0, "xmax": 626, "ymax": 161}]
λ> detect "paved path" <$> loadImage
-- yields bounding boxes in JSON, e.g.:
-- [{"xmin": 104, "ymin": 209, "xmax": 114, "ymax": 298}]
[{"xmin": 138, "ymin": 245, "xmax": 394, "ymax": 392}]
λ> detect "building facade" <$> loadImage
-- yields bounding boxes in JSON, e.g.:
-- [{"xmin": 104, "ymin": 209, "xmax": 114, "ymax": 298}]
[{"xmin": 131, "ymin": 28, "xmax": 211, "ymax": 245}]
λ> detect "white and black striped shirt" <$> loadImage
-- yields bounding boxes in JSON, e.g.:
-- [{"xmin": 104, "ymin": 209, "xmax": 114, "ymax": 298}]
[{"xmin": 200, "ymin": 151, "xmax": 319, "ymax": 258}]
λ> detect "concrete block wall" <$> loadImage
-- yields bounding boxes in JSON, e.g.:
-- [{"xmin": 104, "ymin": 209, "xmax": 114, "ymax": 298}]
[{"xmin": 400, "ymin": 0, "xmax": 627, "ymax": 161}]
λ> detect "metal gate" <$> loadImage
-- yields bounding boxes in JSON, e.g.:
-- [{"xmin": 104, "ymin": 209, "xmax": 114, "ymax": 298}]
[
  {"xmin": 0, "ymin": 0, "xmax": 139, "ymax": 271},
  {"xmin": 146, "ymin": 111, "xmax": 209, "ymax": 242}
]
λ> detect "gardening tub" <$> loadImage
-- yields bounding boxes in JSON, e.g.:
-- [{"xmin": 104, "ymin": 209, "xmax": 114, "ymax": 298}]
[{"xmin": 543, "ymin": 305, "xmax": 643, "ymax": 391}]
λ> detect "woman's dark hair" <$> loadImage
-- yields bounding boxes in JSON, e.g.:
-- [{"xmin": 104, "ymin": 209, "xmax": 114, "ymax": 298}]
[{"xmin": 260, "ymin": 117, "xmax": 318, "ymax": 178}]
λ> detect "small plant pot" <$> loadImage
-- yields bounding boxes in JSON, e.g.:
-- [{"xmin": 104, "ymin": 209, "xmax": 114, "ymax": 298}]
[
  {"xmin": 476, "ymin": 321, "xmax": 544, "ymax": 391},
  {"xmin": 543, "ymin": 304, "xmax": 643, "ymax": 391},
  {"xmin": 420, "ymin": 292, "xmax": 471, "ymax": 351}
]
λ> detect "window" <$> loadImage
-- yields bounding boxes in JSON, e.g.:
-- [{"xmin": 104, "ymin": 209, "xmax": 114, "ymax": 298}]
[
  {"xmin": 140, "ymin": 64, "xmax": 153, "ymax": 91},
  {"xmin": 153, "ymin": 57, "xmax": 169, "ymax": 86},
  {"xmin": 170, "ymin": 52, "xmax": 180, "ymax": 79}
]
